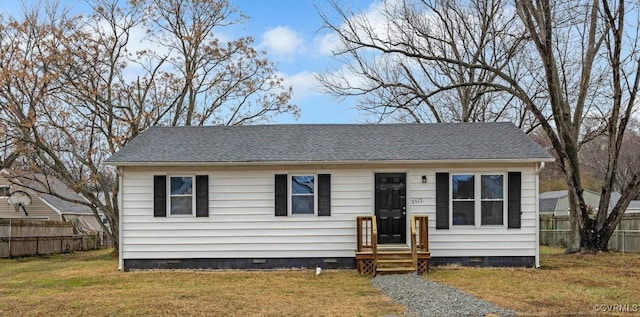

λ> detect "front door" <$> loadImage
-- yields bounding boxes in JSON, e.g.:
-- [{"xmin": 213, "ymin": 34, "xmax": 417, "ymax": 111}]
[{"xmin": 375, "ymin": 173, "xmax": 406, "ymax": 244}]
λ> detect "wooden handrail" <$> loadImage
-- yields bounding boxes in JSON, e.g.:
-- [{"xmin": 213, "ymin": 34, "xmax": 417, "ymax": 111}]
[
  {"xmin": 420, "ymin": 216, "xmax": 429, "ymax": 252},
  {"xmin": 371, "ymin": 215, "xmax": 378, "ymax": 272},
  {"xmin": 410, "ymin": 215, "xmax": 418, "ymax": 273},
  {"xmin": 356, "ymin": 217, "xmax": 363, "ymax": 252}
]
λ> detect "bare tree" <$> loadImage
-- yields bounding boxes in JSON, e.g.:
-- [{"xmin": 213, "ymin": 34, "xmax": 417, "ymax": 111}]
[
  {"xmin": 0, "ymin": 0, "xmax": 297, "ymax": 252},
  {"xmin": 317, "ymin": 0, "xmax": 542, "ymax": 131},
  {"xmin": 582, "ymin": 121, "xmax": 640, "ymax": 196},
  {"xmin": 143, "ymin": 0, "xmax": 297, "ymax": 126},
  {"xmin": 322, "ymin": 0, "xmax": 640, "ymax": 252}
]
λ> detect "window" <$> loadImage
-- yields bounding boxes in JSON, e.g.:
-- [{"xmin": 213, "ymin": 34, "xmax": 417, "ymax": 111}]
[
  {"xmin": 291, "ymin": 175, "xmax": 315, "ymax": 214},
  {"xmin": 0, "ymin": 186, "xmax": 9, "ymax": 197},
  {"xmin": 452, "ymin": 175, "xmax": 475, "ymax": 225},
  {"xmin": 170, "ymin": 176, "xmax": 193, "ymax": 215},
  {"xmin": 451, "ymin": 174, "xmax": 504, "ymax": 226},
  {"xmin": 481, "ymin": 175, "xmax": 504, "ymax": 225},
  {"xmin": 154, "ymin": 175, "xmax": 208, "ymax": 218}
]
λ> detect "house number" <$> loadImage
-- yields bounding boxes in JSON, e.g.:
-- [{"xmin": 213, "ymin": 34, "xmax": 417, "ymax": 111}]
[{"xmin": 411, "ymin": 198, "xmax": 423, "ymax": 205}]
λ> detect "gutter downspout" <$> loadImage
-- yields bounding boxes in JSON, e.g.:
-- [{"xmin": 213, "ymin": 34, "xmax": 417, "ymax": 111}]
[
  {"xmin": 534, "ymin": 162, "xmax": 545, "ymax": 268},
  {"xmin": 118, "ymin": 166, "xmax": 124, "ymax": 271}
]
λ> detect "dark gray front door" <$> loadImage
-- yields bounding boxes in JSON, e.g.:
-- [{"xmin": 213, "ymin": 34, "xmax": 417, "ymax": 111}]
[{"xmin": 375, "ymin": 173, "xmax": 406, "ymax": 244}]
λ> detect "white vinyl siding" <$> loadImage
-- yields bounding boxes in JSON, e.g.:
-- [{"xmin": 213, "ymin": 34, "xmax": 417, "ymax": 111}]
[
  {"xmin": 408, "ymin": 166, "xmax": 538, "ymax": 258},
  {"xmin": 120, "ymin": 164, "xmax": 539, "ymax": 260},
  {"xmin": 121, "ymin": 168, "xmax": 372, "ymax": 259},
  {"xmin": 0, "ymin": 176, "xmax": 61, "ymax": 221}
]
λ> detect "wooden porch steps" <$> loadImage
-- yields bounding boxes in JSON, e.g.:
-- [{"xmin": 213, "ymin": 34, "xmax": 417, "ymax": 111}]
[
  {"xmin": 376, "ymin": 249, "xmax": 415, "ymax": 275},
  {"xmin": 356, "ymin": 215, "xmax": 430, "ymax": 275},
  {"xmin": 356, "ymin": 249, "xmax": 431, "ymax": 275}
]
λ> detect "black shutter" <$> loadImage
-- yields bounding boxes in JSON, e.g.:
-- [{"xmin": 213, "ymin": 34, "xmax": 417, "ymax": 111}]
[
  {"xmin": 318, "ymin": 174, "xmax": 331, "ymax": 216},
  {"xmin": 508, "ymin": 172, "xmax": 522, "ymax": 228},
  {"xmin": 153, "ymin": 175, "xmax": 167, "ymax": 217},
  {"xmin": 195, "ymin": 175, "xmax": 209, "ymax": 217},
  {"xmin": 275, "ymin": 174, "xmax": 288, "ymax": 216},
  {"xmin": 435, "ymin": 172, "xmax": 449, "ymax": 229}
]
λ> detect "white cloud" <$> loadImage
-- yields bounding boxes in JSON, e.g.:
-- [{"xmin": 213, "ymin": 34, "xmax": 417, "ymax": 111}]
[
  {"xmin": 282, "ymin": 71, "xmax": 319, "ymax": 101},
  {"xmin": 316, "ymin": 32, "xmax": 340, "ymax": 56},
  {"xmin": 260, "ymin": 26, "xmax": 304, "ymax": 58}
]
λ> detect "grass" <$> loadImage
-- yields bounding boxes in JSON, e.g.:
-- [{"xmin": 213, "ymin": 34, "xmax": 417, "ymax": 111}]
[
  {"xmin": 427, "ymin": 246, "xmax": 640, "ymax": 316},
  {"xmin": 2, "ymin": 247, "xmax": 639, "ymax": 316},
  {"xmin": 0, "ymin": 250, "xmax": 406, "ymax": 317}
]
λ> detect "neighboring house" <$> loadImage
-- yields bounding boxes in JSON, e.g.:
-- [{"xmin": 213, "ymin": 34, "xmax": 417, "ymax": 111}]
[
  {"xmin": 540, "ymin": 190, "xmax": 640, "ymax": 215},
  {"xmin": 539, "ymin": 189, "xmax": 602, "ymax": 216},
  {"xmin": 0, "ymin": 170, "xmax": 103, "ymax": 234},
  {"xmin": 1, "ymin": 173, "xmax": 62, "ymax": 221},
  {"xmin": 611, "ymin": 192, "xmax": 640, "ymax": 214},
  {"xmin": 105, "ymin": 122, "xmax": 554, "ymax": 271}
]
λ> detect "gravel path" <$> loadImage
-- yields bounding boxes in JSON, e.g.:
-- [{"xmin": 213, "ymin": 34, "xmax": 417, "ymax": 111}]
[{"xmin": 372, "ymin": 274, "xmax": 517, "ymax": 317}]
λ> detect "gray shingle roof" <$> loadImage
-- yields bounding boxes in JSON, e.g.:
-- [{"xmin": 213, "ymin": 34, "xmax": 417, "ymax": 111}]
[
  {"xmin": 539, "ymin": 198, "xmax": 559, "ymax": 213},
  {"xmin": 539, "ymin": 190, "xmax": 568, "ymax": 200},
  {"xmin": 25, "ymin": 175, "xmax": 94, "ymax": 215},
  {"xmin": 105, "ymin": 122, "xmax": 554, "ymax": 165}
]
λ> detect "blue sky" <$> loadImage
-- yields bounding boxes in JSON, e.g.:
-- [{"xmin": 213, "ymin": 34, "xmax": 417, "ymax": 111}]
[
  {"xmin": 229, "ymin": 0, "xmax": 374, "ymax": 123},
  {"xmin": 2, "ymin": 0, "xmax": 380, "ymax": 124}
]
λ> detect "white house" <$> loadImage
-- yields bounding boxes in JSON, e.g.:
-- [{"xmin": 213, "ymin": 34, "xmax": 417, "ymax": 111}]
[
  {"xmin": 0, "ymin": 170, "xmax": 104, "ymax": 234},
  {"xmin": 105, "ymin": 122, "xmax": 554, "ymax": 271},
  {"xmin": 539, "ymin": 189, "xmax": 602, "ymax": 216},
  {"xmin": 540, "ymin": 190, "xmax": 640, "ymax": 215}
]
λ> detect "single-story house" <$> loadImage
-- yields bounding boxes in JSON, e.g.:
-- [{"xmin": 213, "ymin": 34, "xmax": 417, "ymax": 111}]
[
  {"xmin": 0, "ymin": 170, "xmax": 104, "ymax": 234},
  {"xmin": 540, "ymin": 190, "xmax": 640, "ymax": 215},
  {"xmin": 611, "ymin": 192, "xmax": 640, "ymax": 213},
  {"xmin": 539, "ymin": 189, "xmax": 602, "ymax": 216},
  {"xmin": 105, "ymin": 122, "xmax": 554, "ymax": 271}
]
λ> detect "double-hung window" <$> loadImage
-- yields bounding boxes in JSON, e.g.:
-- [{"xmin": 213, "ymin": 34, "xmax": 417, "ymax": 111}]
[
  {"xmin": 481, "ymin": 175, "xmax": 504, "ymax": 225},
  {"xmin": 452, "ymin": 175, "xmax": 475, "ymax": 225},
  {"xmin": 452, "ymin": 173, "xmax": 504, "ymax": 226},
  {"xmin": 291, "ymin": 175, "xmax": 315, "ymax": 215},
  {"xmin": 170, "ymin": 176, "xmax": 194, "ymax": 215},
  {"xmin": 0, "ymin": 185, "xmax": 9, "ymax": 197}
]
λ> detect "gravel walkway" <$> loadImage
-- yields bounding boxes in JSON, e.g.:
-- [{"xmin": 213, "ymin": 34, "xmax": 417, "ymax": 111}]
[{"xmin": 372, "ymin": 274, "xmax": 517, "ymax": 317}]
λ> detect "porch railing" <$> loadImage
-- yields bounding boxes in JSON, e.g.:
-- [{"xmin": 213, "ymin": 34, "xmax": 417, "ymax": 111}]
[
  {"xmin": 410, "ymin": 215, "xmax": 429, "ymax": 272},
  {"xmin": 356, "ymin": 216, "xmax": 378, "ymax": 269}
]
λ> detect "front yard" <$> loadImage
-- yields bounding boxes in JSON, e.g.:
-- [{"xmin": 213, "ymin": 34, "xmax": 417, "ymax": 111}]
[
  {"xmin": 428, "ymin": 246, "xmax": 640, "ymax": 316},
  {"xmin": 0, "ymin": 251, "xmax": 404, "ymax": 316},
  {"xmin": 1, "ymin": 247, "xmax": 639, "ymax": 316}
]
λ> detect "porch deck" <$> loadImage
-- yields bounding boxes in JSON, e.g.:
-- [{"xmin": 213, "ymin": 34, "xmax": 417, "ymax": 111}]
[{"xmin": 355, "ymin": 215, "xmax": 430, "ymax": 275}]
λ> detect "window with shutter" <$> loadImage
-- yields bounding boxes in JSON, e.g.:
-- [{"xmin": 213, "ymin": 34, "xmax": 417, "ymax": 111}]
[
  {"xmin": 153, "ymin": 175, "xmax": 209, "ymax": 217},
  {"xmin": 274, "ymin": 173, "xmax": 331, "ymax": 216}
]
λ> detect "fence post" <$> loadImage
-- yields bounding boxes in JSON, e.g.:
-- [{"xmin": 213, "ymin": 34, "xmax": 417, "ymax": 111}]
[{"xmin": 8, "ymin": 219, "xmax": 11, "ymax": 258}]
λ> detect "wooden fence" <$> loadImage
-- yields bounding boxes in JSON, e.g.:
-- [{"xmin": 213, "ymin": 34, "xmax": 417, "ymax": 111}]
[
  {"xmin": 0, "ymin": 219, "xmax": 101, "ymax": 258},
  {"xmin": 540, "ymin": 214, "xmax": 640, "ymax": 252}
]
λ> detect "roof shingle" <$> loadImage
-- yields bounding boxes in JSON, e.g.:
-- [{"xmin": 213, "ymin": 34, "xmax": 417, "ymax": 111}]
[{"xmin": 105, "ymin": 122, "xmax": 553, "ymax": 164}]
